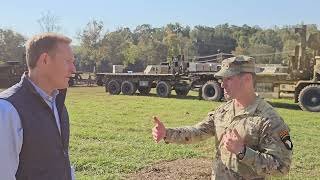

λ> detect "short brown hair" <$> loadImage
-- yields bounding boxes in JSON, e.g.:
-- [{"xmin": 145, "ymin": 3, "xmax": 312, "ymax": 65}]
[{"xmin": 25, "ymin": 32, "xmax": 72, "ymax": 69}]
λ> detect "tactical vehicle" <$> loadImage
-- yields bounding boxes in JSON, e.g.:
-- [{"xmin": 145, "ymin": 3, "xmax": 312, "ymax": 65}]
[
  {"xmin": 96, "ymin": 54, "xmax": 233, "ymax": 100},
  {"xmin": 256, "ymin": 25, "xmax": 320, "ymax": 112},
  {"xmin": 68, "ymin": 71, "xmax": 95, "ymax": 87}
]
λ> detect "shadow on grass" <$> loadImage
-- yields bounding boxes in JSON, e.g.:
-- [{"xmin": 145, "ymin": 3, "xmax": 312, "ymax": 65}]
[
  {"xmin": 69, "ymin": 85, "xmax": 98, "ymax": 88},
  {"xmin": 137, "ymin": 93, "xmax": 201, "ymax": 100},
  {"xmin": 104, "ymin": 91, "xmax": 302, "ymax": 110},
  {"xmin": 267, "ymin": 101, "xmax": 301, "ymax": 111}
]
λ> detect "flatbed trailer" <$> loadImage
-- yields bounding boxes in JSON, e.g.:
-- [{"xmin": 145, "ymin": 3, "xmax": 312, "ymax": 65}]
[{"xmin": 96, "ymin": 71, "xmax": 224, "ymax": 101}]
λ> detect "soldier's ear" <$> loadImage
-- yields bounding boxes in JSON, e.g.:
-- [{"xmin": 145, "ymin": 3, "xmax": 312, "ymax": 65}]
[{"xmin": 238, "ymin": 73, "xmax": 249, "ymax": 86}]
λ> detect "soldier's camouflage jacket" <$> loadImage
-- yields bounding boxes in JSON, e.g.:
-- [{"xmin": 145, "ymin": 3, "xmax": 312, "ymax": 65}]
[{"xmin": 164, "ymin": 96, "xmax": 293, "ymax": 180}]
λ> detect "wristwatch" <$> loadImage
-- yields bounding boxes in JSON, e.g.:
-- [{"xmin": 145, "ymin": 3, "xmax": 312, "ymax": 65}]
[{"xmin": 236, "ymin": 146, "xmax": 246, "ymax": 160}]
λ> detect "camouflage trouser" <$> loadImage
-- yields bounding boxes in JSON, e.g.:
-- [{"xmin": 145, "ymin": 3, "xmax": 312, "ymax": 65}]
[{"xmin": 211, "ymin": 160, "xmax": 265, "ymax": 180}]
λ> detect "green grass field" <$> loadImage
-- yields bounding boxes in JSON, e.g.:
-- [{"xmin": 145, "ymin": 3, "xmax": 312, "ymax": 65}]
[{"xmin": 57, "ymin": 87, "xmax": 320, "ymax": 179}]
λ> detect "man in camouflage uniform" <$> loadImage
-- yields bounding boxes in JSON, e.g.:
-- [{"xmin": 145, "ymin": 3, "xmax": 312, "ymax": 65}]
[{"xmin": 152, "ymin": 56, "xmax": 293, "ymax": 180}]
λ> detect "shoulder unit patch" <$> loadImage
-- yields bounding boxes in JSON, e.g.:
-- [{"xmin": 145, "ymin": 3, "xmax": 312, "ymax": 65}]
[{"xmin": 279, "ymin": 130, "xmax": 293, "ymax": 150}]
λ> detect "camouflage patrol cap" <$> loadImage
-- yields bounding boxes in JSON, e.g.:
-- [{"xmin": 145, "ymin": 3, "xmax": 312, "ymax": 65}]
[{"xmin": 214, "ymin": 55, "xmax": 255, "ymax": 78}]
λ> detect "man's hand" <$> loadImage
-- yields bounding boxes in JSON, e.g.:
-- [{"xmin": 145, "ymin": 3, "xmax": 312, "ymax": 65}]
[
  {"xmin": 152, "ymin": 116, "xmax": 166, "ymax": 143},
  {"xmin": 223, "ymin": 129, "xmax": 245, "ymax": 154}
]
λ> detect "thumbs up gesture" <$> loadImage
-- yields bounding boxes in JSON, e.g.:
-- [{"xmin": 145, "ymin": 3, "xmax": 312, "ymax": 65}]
[{"xmin": 152, "ymin": 116, "xmax": 166, "ymax": 143}]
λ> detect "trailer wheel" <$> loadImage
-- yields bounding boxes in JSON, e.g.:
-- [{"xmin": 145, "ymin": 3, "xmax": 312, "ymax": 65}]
[
  {"xmin": 201, "ymin": 80, "xmax": 223, "ymax": 101},
  {"xmin": 156, "ymin": 81, "xmax": 171, "ymax": 97},
  {"xmin": 107, "ymin": 80, "xmax": 121, "ymax": 95},
  {"xmin": 298, "ymin": 84, "xmax": 320, "ymax": 112},
  {"xmin": 138, "ymin": 86, "xmax": 151, "ymax": 95},
  {"xmin": 121, "ymin": 81, "xmax": 137, "ymax": 95}
]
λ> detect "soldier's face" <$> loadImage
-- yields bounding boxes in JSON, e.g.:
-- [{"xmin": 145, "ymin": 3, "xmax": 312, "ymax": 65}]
[{"xmin": 221, "ymin": 74, "xmax": 243, "ymax": 99}]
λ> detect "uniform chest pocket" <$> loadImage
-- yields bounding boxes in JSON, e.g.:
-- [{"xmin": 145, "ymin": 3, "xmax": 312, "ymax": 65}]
[
  {"xmin": 214, "ymin": 113, "xmax": 231, "ymax": 141},
  {"xmin": 215, "ymin": 123, "xmax": 227, "ymax": 142},
  {"xmin": 242, "ymin": 118, "xmax": 260, "ymax": 149}
]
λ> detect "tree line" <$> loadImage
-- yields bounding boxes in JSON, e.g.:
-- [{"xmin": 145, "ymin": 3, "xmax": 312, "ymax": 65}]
[{"xmin": 0, "ymin": 21, "xmax": 319, "ymax": 72}]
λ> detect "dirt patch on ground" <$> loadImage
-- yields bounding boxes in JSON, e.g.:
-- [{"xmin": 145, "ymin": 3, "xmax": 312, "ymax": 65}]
[{"xmin": 127, "ymin": 158, "xmax": 212, "ymax": 180}]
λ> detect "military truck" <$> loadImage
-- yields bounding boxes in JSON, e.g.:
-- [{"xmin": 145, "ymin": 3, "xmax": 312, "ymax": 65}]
[
  {"xmin": 96, "ymin": 54, "xmax": 233, "ymax": 101},
  {"xmin": 68, "ymin": 71, "xmax": 96, "ymax": 87},
  {"xmin": 256, "ymin": 25, "xmax": 320, "ymax": 112},
  {"xmin": 68, "ymin": 71, "xmax": 85, "ymax": 86},
  {"xmin": 0, "ymin": 61, "xmax": 26, "ymax": 88}
]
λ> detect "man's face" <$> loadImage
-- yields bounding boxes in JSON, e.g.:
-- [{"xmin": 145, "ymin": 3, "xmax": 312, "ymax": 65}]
[
  {"xmin": 221, "ymin": 74, "xmax": 243, "ymax": 100},
  {"xmin": 46, "ymin": 42, "xmax": 76, "ymax": 89}
]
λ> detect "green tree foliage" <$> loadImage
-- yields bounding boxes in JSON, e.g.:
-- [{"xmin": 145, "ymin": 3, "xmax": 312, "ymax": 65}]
[
  {"xmin": 76, "ymin": 20, "xmax": 104, "ymax": 72},
  {"xmin": 248, "ymin": 44, "xmax": 276, "ymax": 64},
  {"xmin": 131, "ymin": 24, "xmax": 168, "ymax": 67},
  {"xmin": 133, "ymin": 24, "xmax": 154, "ymax": 44},
  {"xmin": 249, "ymin": 29, "xmax": 282, "ymax": 50},
  {"xmin": 164, "ymin": 23, "xmax": 194, "ymax": 61},
  {"xmin": 123, "ymin": 42, "xmax": 139, "ymax": 66},
  {"xmin": 0, "ymin": 29, "xmax": 26, "ymax": 63},
  {"xmin": 190, "ymin": 25, "xmax": 237, "ymax": 56},
  {"xmin": 164, "ymin": 32, "xmax": 180, "ymax": 58}
]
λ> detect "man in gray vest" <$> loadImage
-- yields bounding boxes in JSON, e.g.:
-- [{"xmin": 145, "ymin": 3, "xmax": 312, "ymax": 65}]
[{"xmin": 0, "ymin": 33, "xmax": 76, "ymax": 180}]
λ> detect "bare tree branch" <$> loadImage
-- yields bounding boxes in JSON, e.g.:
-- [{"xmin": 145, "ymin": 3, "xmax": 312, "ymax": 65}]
[{"xmin": 37, "ymin": 11, "xmax": 61, "ymax": 33}]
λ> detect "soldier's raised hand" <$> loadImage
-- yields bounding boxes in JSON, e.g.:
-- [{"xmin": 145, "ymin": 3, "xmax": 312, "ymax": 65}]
[
  {"xmin": 152, "ymin": 116, "xmax": 166, "ymax": 143},
  {"xmin": 223, "ymin": 129, "xmax": 244, "ymax": 154}
]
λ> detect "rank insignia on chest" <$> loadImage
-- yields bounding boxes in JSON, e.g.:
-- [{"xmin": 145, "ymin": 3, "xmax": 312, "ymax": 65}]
[{"xmin": 279, "ymin": 130, "xmax": 293, "ymax": 150}]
